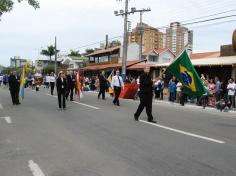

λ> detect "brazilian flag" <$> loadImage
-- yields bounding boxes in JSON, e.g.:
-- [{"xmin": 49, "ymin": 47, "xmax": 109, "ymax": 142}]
[{"xmin": 166, "ymin": 50, "xmax": 206, "ymax": 97}]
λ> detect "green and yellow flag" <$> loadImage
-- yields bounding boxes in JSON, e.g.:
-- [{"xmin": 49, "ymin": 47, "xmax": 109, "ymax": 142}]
[{"xmin": 166, "ymin": 50, "xmax": 206, "ymax": 97}]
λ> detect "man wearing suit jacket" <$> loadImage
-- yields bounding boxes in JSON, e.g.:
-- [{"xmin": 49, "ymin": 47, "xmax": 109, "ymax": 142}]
[
  {"xmin": 111, "ymin": 70, "xmax": 124, "ymax": 106},
  {"xmin": 98, "ymin": 70, "xmax": 107, "ymax": 100},
  {"xmin": 56, "ymin": 71, "xmax": 67, "ymax": 110},
  {"xmin": 66, "ymin": 71, "xmax": 75, "ymax": 101},
  {"xmin": 134, "ymin": 67, "xmax": 156, "ymax": 123},
  {"xmin": 8, "ymin": 71, "xmax": 21, "ymax": 105}
]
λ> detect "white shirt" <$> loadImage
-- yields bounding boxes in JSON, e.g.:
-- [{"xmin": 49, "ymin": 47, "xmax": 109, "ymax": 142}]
[
  {"xmin": 0, "ymin": 76, "xmax": 3, "ymax": 81},
  {"xmin": 227, "ymin": 83, "xmax": 236, "ymax": 96},
  {"xmin": 111, "ymin": 75, "xmax": 124, "ymax": 89},
  {"xmin": 46, "ymin": 76, "xmax": 51, "ymax": 83},
  {"xmin": 176, "ymin": 82, "xmax": 182, "ymax": 92},
  {"xmin": 50, "ymin": 76, "xmax": 56, "ymax": 83}
]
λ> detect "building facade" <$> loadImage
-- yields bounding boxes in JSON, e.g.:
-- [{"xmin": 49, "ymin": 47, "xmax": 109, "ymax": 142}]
[
  {"xmin": 128, "ymin": 24, "xmax": 164, "ymax": 51},
  {"xmin": 165, "ymin": 22, "xmax": 193, "ymax": 55},
  {"xmin": 10, "ymin": 56, "xmax": 27, "ymax": 68}
]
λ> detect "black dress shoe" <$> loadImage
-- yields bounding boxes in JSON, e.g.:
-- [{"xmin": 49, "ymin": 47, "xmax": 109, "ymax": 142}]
[
  {"xmin": 148, "ymin": 120, "xmax": 157, "ymax": 123},
  {"xmin": 134, "ymin": 115, "xmax": 139, "ymax": 121}
]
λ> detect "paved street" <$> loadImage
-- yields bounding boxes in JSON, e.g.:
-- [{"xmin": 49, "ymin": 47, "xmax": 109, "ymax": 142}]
[{"xmin": 1, "ymin": 87, "xmax": 236, "ymax": 176}]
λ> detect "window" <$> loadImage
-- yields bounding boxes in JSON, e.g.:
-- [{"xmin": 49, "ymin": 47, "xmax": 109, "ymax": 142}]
[{"xmin": 89, "ymin": 57, "xmax": 95, "ymax": 63}]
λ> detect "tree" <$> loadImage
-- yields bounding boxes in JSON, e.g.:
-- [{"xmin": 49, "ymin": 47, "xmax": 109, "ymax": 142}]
[
  {"xmin": 108, "ymin": 40, "xmax": 121, "ymax": 48},
  {"xmin": 0, "ymin": 0, "xmax": 39, "ymax": 19},
  {"xmin": 68, "ymin": 50, "xmax": 81, "ymax": 57},
  {"xmin": 84, "ymin": 48, "xmax": 95, "ymax": 56},
  {"xmin": 40, "ymin": 45, "xmax": 56, "ymax": 64}
]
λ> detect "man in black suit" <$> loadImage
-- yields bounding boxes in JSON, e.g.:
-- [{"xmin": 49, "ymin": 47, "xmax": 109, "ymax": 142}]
[
  {"xmin": 134, "ymin": 67, "xmax": 156, "ymax": 123},
  {"xmin": 98, "ymin": 71, "xmax": 107, "ymax": 100},
  {"xmin": 56, "ymin": 71, "xmax": 67, "ymax": 110},
  {"xmin": 8, "ymin": 71, "xmax": 21, "ymax": 105},
  {"xmin": 66, "ymin": 71, "xmax": 75, "ymax": 101}
]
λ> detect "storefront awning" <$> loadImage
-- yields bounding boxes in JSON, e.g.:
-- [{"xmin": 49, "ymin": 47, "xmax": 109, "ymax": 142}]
[
  {"xmin": 81, "ymin": 59, "xmax": 147, "ymax": 71},
  {"xmin": 154, "ymin": 56, "xmax": 236, "ymax": 67}
]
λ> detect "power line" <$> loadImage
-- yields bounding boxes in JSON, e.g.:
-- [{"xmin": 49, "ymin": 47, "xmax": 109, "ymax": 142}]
[
  {"xmin": 181, "ymin": 9, "xmax": 236, "ymax": 23},
  {"xmin": 157, "ymin": 14, "xmax": 236, "ymax": 30}
]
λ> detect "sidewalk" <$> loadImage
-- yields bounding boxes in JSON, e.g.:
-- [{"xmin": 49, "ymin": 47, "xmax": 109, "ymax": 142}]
[{"xmin": 87, "ymin": 90, "xmax": 236, "ymax": 114}]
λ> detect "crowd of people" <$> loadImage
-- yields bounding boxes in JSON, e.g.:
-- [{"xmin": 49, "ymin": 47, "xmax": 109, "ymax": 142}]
[
  {"xmin": 2, "ymin": 69, "xmax": 236, "ymax": 115},
  {"xmin": 157, "ymin": 75, "xmax": 236, "ymax": 111}
]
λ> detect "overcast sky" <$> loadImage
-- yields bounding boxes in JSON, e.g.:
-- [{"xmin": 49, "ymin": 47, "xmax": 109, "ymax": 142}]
[{"xmin": 0, "ymin": 0, "xmax": 236, "ymax": 66}]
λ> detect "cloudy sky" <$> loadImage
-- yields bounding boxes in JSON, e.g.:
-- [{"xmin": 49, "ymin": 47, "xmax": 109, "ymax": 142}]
[{"xmin": 0, "ymin": 0, "xmax": 236, "ymax": 66}]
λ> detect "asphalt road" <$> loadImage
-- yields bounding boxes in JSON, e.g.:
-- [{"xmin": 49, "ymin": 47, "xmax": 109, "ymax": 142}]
[{"xmin": 0, "ymin": 87, "xmax": 236, "ymax": 176}]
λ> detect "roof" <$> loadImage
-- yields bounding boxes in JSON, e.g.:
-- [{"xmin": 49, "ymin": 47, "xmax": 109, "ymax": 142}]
[
  {"xmin": 155, "ymin": 55, "xmax": 236, "ymax": 67},
  {"xmin": 81, "ymin": 60, "xmax": 147, "ymax": 71},
  {"xmin": 127, "ymin": 64, "xmax": 154, "ymax": 70},
  {"xmin": 86, "ymin": 46, "xmax": 120, "ymax": 57},
  {"xmin": 190, "ymin": 51, "xmax": 220, "ymax": 59},
  {"xmin": 142, "ymin": 48, "xmax": 172, "ymax": 56}
]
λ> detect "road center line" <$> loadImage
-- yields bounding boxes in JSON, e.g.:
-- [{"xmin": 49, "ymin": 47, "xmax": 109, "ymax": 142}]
[
  {"xmin": 0, "ymin": 104, "xmax": 3, "ymax": 109},
  {"xmin": 139, "ymin": 120, "xmax": 225, "ymax": 144},
  {"xmin": 73, "ymin": 101, "xmax": 100, "ymax": 110},
  {"xmin": 0, "ymin": 116, "xmax": 12, "ymax": 124},
  {"xmin": 28, "ymin": 160, "xmax": 45, "ymax": 176}
]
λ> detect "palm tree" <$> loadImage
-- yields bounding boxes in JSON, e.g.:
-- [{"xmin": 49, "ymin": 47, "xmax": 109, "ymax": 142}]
[{"xmin": 40, "ymin": 45, "xmax": 56, "ymax": 64}]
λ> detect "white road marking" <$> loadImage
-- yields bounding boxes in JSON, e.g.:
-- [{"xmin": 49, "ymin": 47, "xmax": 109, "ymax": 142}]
[
  {"xmin": 73, "ymin": 101, "xmax": 100, "ymax": 110},
  {"xmin": 28, "ymin": 160, "xmax": 45, "ymax": 176},
  {"xmin": 139, "ymin": 120, "xmax": 225, "ymax": 144},
  {"xmin": 0, "ymin": 104, "xmax": 3, "ymax": 109},
  {"xmin": 0, "ymin": 116, "xmax": 12, "ymax": 124}
]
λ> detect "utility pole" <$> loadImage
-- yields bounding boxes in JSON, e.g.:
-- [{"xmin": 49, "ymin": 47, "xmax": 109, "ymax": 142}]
[
  {"xmin": 54, "ymin": 36, "xmax": 57, "ymax": 74},
  {"xmin": 114, "ymin": 0, "xmax": 129, "ymax": 81},
  {"xmin": 115, "ymin": 4, "xmax": 151, "ymax": 79}
]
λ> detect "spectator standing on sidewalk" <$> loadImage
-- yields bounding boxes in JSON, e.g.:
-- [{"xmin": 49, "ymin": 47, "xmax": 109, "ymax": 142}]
[
  {"xmin": 215, "ymin": 76, "xmax": 222, "ymax": 102},
  {"xmin": 169, "ymin": 77, "xmax": 177, "ymax": 102},
  {"xmin": 159, "ymin": 78, "xmax": 165, "ymax": 100},
  {"xmin": 227, "ymin": 78, "xmax": 235, "ymax": 110},
  {"xmin": 207, "ymin": 78, "xmax": 216, "ymax": 107},
  {"xmin": 176, "ymin": 81, "xmax": 182, "ymax": 103},
  {"xmin": 199, "ymin": 81, "xmax": 209, "ymax": 109}
]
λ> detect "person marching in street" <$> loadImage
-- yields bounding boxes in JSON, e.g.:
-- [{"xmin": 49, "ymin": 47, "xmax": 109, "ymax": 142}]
[
  {"xmin": 8, "ymin": 71, "xmax": 21, "ymax": 105},
  {"xmin": 134, "ymin": 66, "xmax": 157, "ymax": 123},
  {"xmin": 66, "ymin": 71, "xmax": 75, "ymax": 101},
  {"xmin": 56, "ymin": 71, "xmax": 67, "ymax": 110},
  {"xmin": 50, "ymin": 72, "xmax": 56, "ymax": 95},
  {"xmin": 98, "ymin": 70, "xmax": 107, "ymax": 100},
  {"xmin": 111, "ymin": 70, "xmax": 124, "ymax": 106}
]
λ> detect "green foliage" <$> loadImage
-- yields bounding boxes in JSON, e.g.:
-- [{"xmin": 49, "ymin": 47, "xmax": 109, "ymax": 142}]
[
  {"xmin": 68, "ymin": 50, "xmax": 81, "ymax": 57},
  {"xmin": 108, "ymin": 40, "xmax": 121, "ymax": 48},
  {"xmin": 40, "ymin": 45, "xmax": 59, "ymax": 64},
  {"xmin": 3, "ymin": 66, "xmax": 34, "ymax": 75},
  {"xmin": 84, "ymin": 48, "xmax": 95, "ymax": 56},
  {"xmin": 42, "ymin": 65, "xmax": 54, "ymax": 75},
  {"xmin": 0, "ymin": 0, "xmax": 39, "ymax": 19}
]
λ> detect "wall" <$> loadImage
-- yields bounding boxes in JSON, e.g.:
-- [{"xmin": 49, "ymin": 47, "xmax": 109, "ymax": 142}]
[{"xmin": 159, "ymin": 51, "xmax": 175, "ymax": 64}]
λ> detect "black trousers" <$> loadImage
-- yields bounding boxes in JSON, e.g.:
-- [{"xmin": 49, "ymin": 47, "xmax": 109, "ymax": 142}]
[
  {"xmin": 66, "ymin": 86, "xmax": 74, "ymax": 100},
  {"xmin": 58, "ymin": 89, "xmax": 66, "ymax": 108},
  {"xmin": 134, "ymin": 93, "xmax": 153, "ymax": 121},
  {"xmin": 113, "ymin": 86, "xmax": 121, "ymax": 105},
  {"xmin": 98, "ymin": 86, "xmax": 106, "ymax": 99},
  {"xmin": 50, "ymin": 82, "xmax": 55, "ymax": 95},
  {"xmin": 10, "ymin": 89, "xmax": 19, "ymax": 104}
]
